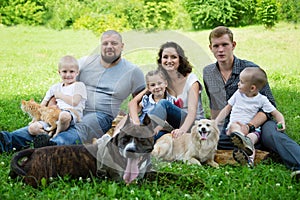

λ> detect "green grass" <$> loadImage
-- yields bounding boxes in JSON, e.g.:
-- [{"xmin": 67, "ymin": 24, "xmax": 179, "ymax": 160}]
[{"xmin": 0, "ymin": 23, "xmax": 300, "ymax": 199}]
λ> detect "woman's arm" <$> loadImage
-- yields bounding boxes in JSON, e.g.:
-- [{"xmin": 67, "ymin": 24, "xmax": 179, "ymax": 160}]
[
  {"xmin": 128, "ymin": 88, "xmax": 147, "ymax": 125},
  {"xmin": 172, "ymin": 82, "xmax": 199, "ymax": 137}
]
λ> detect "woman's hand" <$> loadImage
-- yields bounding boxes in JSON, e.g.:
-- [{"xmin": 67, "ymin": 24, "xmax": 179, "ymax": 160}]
[{"xmin": 171, "ymin": 128, "xmax": 186, "ymax": 138}]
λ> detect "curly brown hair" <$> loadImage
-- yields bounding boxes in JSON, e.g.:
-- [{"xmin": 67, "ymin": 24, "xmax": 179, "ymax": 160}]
[{"xmin": 156, "ymin": 42, "xmax": 192, "ymax": 77}]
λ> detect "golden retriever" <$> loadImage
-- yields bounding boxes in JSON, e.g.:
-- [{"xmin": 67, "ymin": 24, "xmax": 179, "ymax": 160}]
[{"xmin": 151, "ymin": 119, "xmax": 219, "ymax": 167}]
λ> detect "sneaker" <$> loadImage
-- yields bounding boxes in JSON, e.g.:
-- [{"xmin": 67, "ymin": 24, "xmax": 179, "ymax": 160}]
[
  {"xmin": 233, "ymin": 148, "xmax": 254, "ymax": 168},
  {"xmin": 148, "ymin": 114, "xmax": 174, "ymax": 133},
  {"xmin": 230, "ymin": 132, "xmax": 254, "ymax": 156},
  {"xmin": 291, "ymin": 170, "xmax": 300, "ymax": 182},
  {"xmin": 33, "ymin": 134, "xmax": 56, "ymax": 148}
]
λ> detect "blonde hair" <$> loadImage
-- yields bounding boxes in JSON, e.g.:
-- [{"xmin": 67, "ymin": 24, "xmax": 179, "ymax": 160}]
[{"xmin": 58, "ymin": 55, "xmax": 79, "ymax": 70}]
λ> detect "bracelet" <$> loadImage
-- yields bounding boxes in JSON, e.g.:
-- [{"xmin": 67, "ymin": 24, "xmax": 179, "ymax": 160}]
[{"xmin": 247, "ymin": 123, "xmax": 256, "ymax": 133}]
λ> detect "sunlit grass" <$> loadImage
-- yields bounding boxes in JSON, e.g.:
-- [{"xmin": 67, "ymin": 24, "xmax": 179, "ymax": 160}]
[{"xmin": 0, "ymin": 23, "xmax": 299, "ymax": 199}]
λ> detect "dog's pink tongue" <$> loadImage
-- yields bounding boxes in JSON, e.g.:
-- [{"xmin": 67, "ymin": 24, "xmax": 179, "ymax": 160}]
[
  {"xmin": 201, "ymin": 133, "xmax": 208, "ymax": 140},
  {"xmin": 123, "ymin": 158, "xmax": 139, "ymax": 184}
]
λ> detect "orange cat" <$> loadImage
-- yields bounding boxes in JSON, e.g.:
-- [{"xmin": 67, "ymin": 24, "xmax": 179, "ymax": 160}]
[
  {"xmin": 39, "ymin": 106, "xmax": 81, "ymax": 137},
  {"xmin": 39, "ymin": 105, "xmax": 61, "ymax": 136},
  {"xmin": 21, "ymin": 99, "xmax": 42, "ymax": 124},
  {"xmin": 21, "ymin": 99, "xmax": 81, "ymax": 137}
]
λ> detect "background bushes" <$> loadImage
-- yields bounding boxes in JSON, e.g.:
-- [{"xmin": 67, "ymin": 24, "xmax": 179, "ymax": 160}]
[
  {"xmin": 0, "ymin": 0, "xmax": 299, "ymax": 33},
  {"xmin": 0, "ymin": 0, "xmax": 46, "ymax": 25},
  {"xmin": 277, "ymin": 0, "xmax": 300, "ymax": 23},
  {"xmin": 183, "ymin": 0, "xmax": 257, "ymax": 29}
]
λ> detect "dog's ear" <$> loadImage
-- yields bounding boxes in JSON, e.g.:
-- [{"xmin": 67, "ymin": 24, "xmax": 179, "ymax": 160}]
[
  {"xmin": 143, "ymin": 114, "xmax": 151, "ymax": 125},
  {"xmin": 144, "ymin": 114, "xmax": 156, "ymax": 132},
  {"xmin": 111, "ymin": 132, "xmax": 120, "ymax": 146},
  {"xmin": 191, "ymin": 123, "xmax": 197, "ymax": 133},
  {"xmin": 211, "ymin": 120, "xmax": 220, "ymax": 134},
  {"xmin": 124, "ymin": 114, "xmax": 131, "ymax": 125}
]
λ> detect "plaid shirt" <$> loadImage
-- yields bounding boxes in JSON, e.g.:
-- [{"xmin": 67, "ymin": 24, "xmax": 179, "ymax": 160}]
[{"xmin": 203, "ymin": 56, "xmax": 276, "ymax": 125}]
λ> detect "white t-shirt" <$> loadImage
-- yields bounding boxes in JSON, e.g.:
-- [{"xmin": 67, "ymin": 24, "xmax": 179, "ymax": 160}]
[
  {"xmin": 43, "ymin": 82, "xmax": 87, "ymax": 118},
  {"xmin": 228, "ymin": 90, "xmax": 276, "ymax": 125},
  {"xmin": 176, "ymin": 73, "xmax": 205, "ymax": 120}
]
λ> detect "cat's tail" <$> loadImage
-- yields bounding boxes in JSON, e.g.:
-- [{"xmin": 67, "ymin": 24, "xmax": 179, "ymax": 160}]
[{"xmin": 9, "ymin": 148, "xmax": 35, "ymax": 178}]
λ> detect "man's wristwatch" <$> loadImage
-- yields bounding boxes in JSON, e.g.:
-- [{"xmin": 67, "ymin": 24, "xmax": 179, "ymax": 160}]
[{"xmin": 247, "ymin": 123, "xmax": 256, "ymax": 133}]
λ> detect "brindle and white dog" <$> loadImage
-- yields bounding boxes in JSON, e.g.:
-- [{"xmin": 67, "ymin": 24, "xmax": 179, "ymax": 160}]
[
  {"xmin": 152, "ymin": 119, "xmax": 220, "ymax": 167},
  {"xmin": 9, "ymin": 115, "xmax": 155, "ymax": 187}
]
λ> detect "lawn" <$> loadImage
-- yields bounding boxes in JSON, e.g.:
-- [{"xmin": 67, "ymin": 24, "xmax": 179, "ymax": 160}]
[{"xmin": 0, "ymin": 23, "xmax": 299, "ymax": 199}]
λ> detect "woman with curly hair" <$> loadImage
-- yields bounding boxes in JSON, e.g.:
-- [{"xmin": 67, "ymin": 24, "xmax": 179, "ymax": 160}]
[{"xmin": 130, "ymin": 42, "xmax": 205, "ymax": 141}]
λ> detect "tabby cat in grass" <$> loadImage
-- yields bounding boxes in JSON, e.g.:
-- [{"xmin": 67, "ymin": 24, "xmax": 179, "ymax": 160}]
[{"xmin": 21, "ymin": 99, "xmax": 80, "ymax": 137}]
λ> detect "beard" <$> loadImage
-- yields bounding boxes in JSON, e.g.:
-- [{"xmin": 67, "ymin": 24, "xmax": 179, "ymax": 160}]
[{"xmin": 101, "ymin": 53, "xmax": 121, "ymax": 64}]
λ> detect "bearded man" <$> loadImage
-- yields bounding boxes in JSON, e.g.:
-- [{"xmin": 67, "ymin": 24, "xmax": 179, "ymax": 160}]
[{"xmin": 0, "ymin": 30, "xmax": 145, "ymax": 152}]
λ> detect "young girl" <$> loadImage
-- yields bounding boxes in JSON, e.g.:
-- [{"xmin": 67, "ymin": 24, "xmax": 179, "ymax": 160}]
[{"xmin": 112, "ymin": 69, "xmax": 176, "ymax": 140}]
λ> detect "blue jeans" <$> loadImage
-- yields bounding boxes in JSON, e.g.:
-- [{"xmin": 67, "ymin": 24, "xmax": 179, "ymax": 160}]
[
  {"xmin": 218, "ymin": 119, "xmax": 300, "ymax": 171},
  {"xmin": 0, "ymin": 111, "xmax": 113, "ymax": 153},
  {"xmin": 150, "ymin": 99, "xmax": 187, "ymax": 142},
  {"xmin": 76, "ymin": 111, "xmax": 113, "ymax": 143},
  {"xmin": 260, "ymin": 120, "xmax": 300, "ymax": 171}
]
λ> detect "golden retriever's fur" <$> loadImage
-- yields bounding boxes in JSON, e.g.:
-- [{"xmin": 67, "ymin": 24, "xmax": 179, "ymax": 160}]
[{"xmin": 152, "ymin": 119, "xmax": 219, "ymax": 167}]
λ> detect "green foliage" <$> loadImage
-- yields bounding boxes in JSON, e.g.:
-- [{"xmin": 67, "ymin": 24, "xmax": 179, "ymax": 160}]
[
  {"xmin": 73, "ymin": 13, "xmax": 129, "ymax": 36},
  {"xmin": 277, "ymin": 0, "xmax": 300, "ymax": 23},
  {"xmin": 73, "ymin": 0, "xmax": 191, "ymax": 34},
  {"xmin": 0, "ymin": 0, "xmax": 299, "ymax": 31},
  {"xmin": 142, "ymin": 1, "xmax": 176, "ymax": 31},
  {"xmin": 43, "ymin": 0, "xmax": 83, "ymax": 30},
  {"xmin": 183, "ymin": 0, "xmax": 257, "ymax": 30},
  {"xmin": 0, "ymin": 0, "xmax": 46, "ymax": 25},
  {"xmin": 256, "ymin": 0, "xmax": 278, "ymax": 29}
]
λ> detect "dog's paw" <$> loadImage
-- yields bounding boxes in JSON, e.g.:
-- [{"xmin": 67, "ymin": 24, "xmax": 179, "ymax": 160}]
[
  {"xmin": 151, "ymin": 148, "xmax": 160, "ymax": 157},
  {"xmin": 207, "ymin": 160, "xmax": 219, "ymax": 168},
  {"xmin": 188, "ymin": 158, "xmax": 202, "ymax": 165}
]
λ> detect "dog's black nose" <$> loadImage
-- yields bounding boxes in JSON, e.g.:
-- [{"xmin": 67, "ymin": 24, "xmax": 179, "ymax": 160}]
[{"xmin": 126, "ymin": 146, "xmax": 137, "ymax": 153}]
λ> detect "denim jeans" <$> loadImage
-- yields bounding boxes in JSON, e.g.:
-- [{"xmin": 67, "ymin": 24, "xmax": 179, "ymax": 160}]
[
  {"xmin": 150, "ymin": 99, "xmax": 187, "ymax": 142},
  {"xmin": 260, "ymin": 120, "xmax": 300, "ymax": 171},
  {"xmin": 0, "ymin": 111, "xmax": 113, "ymax": 153},
  {"xmin": 0, "ymin": 127, "xmax": 34, "ymax": 152},
  {"xmin": 76, "ymin": 111, "xmax": 113, "ymax": 143}
]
